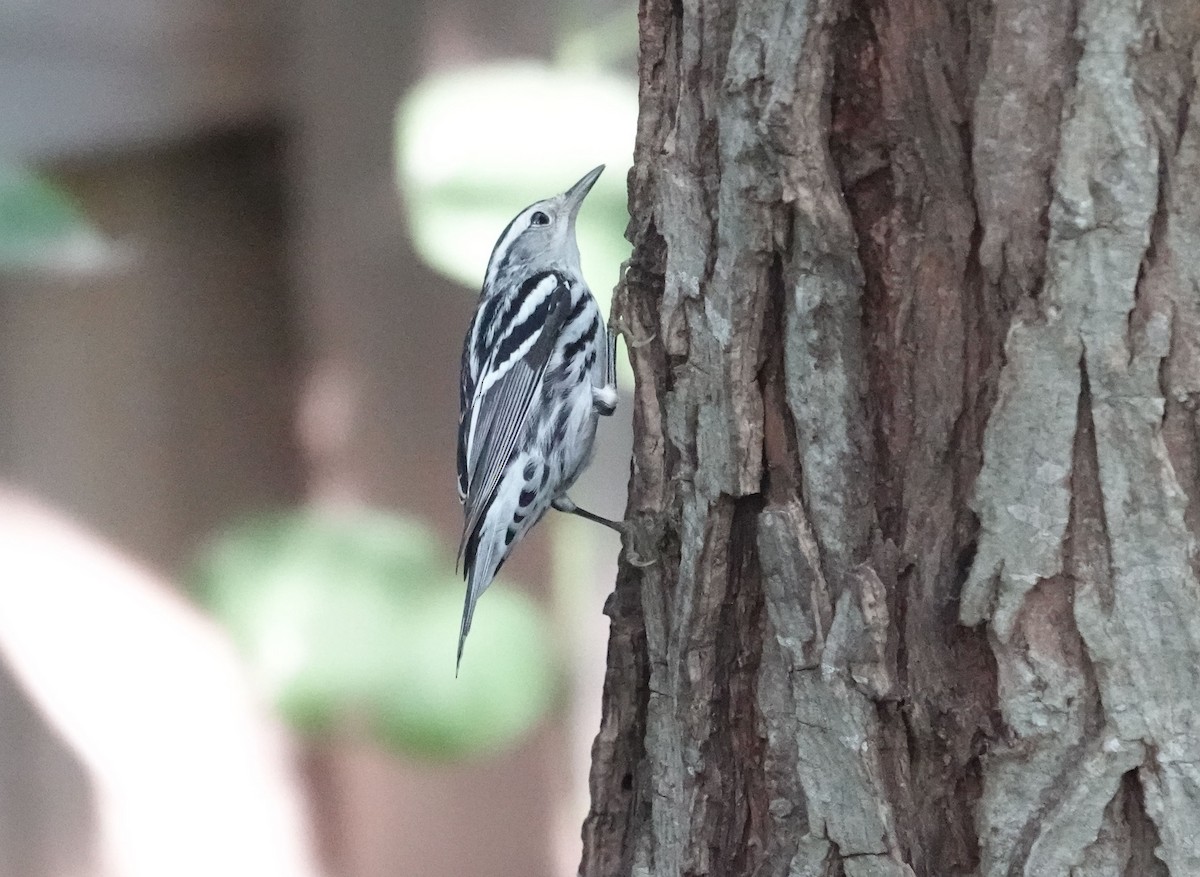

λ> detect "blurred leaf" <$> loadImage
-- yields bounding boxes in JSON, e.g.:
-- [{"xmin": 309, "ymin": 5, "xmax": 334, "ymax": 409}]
[
  {"xmin": 0, "ymin": 163, "xmax": 103, "ymax": 269},
  {"xmin": 395, "ymin": 61, "xmax": 636, "ymax": 306},
  {"xmin": 191, "ymin": 510, "xmax": 558, "ymax": 760}
]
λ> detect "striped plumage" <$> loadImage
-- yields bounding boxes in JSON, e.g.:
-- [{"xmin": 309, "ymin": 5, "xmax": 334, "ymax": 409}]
[{"xmin": 456, "ymin": 165, "xmax": 618, "ymax": 669}]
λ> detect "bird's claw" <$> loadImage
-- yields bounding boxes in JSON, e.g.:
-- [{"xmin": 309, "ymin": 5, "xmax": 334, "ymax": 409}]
[{"xmin": 610, "ymin": 316, "xmax": 656, "ymax": 349}]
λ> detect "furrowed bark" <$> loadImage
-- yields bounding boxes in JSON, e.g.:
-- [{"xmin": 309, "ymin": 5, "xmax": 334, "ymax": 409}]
[
  {"xmin": 962, "ymin": 0, "xmax": 1200, "ymax": 873},
  {"xmin": 580, "ymin": 0, "xmax": 1200, "ymax": 874}
]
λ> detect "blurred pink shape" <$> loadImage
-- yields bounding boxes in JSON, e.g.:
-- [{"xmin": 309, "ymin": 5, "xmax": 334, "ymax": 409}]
[{"xmin": 0, "ymin": 490, "xmax": 324, "ymax": 877}]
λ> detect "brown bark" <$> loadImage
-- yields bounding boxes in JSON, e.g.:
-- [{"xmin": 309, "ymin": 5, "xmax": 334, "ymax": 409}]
[{"xmin": 581, "ymin": 0, "xmax": 1200, "ymax": 875}]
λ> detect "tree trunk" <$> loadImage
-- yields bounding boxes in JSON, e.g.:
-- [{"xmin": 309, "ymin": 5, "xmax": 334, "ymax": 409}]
[{"xmin": 580, "ymin": 0, "xmax": 1200, "ymax": 874}]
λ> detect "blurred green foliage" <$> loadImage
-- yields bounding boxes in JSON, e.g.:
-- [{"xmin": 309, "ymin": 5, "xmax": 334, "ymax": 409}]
[
  {"xmin": 191, "ymin": 510, "xmax": 558, "ymax": 760},
  {"xmin": 0, "ymin": 163, "xmax": 94, "ymax": 268},
  {"xmin": 394, "ymin": 61, "xmax": 636, "ymax": 304}
]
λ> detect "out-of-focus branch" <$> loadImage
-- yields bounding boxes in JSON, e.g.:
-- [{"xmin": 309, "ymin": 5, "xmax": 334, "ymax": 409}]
[{"xmin": 0, "ymin": 489, "xmax": 324, "ymax": 877}]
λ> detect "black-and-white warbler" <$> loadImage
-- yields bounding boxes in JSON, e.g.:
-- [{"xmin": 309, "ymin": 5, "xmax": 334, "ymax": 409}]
[{"xmin": 456, "ymin": 165, "xmax": 620, "ymax": 669}]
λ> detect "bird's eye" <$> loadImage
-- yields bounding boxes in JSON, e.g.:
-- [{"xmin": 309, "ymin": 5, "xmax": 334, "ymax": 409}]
[{"xmin": 530, "ymin": 211, "xmax": 550, "ymax": 227}]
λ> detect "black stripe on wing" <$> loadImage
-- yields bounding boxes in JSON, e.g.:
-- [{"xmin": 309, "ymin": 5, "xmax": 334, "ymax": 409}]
[
  {"xmin": 457, "ymin": 277, "xmax": 573, "ymax": 567},
  {"xmin": 479, "ymin": 272, "xmax": 560, "ymax": 364}
]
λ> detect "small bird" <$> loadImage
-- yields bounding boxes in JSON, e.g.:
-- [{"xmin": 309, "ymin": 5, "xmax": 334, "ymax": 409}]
[{"xmin": 456, "ymin": 165, "xmax": 620, "ymax": 669}]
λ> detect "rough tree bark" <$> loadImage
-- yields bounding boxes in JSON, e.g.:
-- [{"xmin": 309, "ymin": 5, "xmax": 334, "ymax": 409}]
[{"xmin": 580, "ymin": 0, "xmax": 1200, "ymax": 875}]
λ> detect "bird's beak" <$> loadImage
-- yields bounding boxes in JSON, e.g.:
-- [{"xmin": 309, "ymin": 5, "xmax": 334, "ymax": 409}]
[{"xmin": 562, "ymin": 165, "xmax": 605, "ymax": 219}]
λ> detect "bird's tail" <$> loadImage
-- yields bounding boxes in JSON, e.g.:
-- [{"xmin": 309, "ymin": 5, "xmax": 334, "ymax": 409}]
[
  {"xmin": 456, "ymin": 524, "xmax": 504, "ymax": 675},
  {"xmin": 456, "ymin": 593, "xmax": 475, "ymax": 676}
]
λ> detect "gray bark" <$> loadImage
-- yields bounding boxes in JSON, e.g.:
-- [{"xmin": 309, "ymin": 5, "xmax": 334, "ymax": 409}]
[{"xmin": 580, "ymin": 0, "xmax": 1200, "ymax": 875}]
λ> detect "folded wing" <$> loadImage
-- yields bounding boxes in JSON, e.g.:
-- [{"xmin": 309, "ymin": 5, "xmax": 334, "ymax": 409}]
[{"xmin": 457, "ymin": 276, "xmax": 572, "ymax": 563}]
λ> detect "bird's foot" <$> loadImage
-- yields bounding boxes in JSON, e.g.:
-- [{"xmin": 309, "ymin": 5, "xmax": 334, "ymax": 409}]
[
  {"xmin": 552, "ymin": 496, "xmax": 659, "ymax": 567},
  {"xmin": 611, "ymin": 316, "xmax": 656, "ymax": 349}
]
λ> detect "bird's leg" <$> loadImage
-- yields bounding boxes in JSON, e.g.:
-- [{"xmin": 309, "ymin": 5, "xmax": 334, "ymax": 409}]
[
  {"xmin": 553, "ymin": 496, "xmax": 659, "ymax": 568},
  {"xmin": 553, "ymin": 495, "xmax": 624, "ymax": 533},
  {"xmin": 591, "ymin": 327, "xmax": 618, "ymax": 416}
]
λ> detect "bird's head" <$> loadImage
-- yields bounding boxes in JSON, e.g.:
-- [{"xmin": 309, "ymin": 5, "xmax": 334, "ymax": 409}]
[{"xmin": 483, "ymin": 165, "xmax": 605, "ymax": 290}]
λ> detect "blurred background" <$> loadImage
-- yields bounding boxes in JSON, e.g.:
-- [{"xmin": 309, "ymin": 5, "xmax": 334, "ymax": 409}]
[{"xmin": 0, "ymin": 0, "xmax": 636, "ymax": 875}]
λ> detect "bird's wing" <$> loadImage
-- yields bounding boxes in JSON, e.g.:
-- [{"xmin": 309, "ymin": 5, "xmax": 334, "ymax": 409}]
[{"xmin": 457, "ymin": 277, "xmax": 571, "ymax": 563}]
